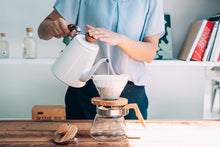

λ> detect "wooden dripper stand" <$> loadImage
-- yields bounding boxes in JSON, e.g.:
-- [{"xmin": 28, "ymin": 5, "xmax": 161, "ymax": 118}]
[{"xmin": 91, "ymin": 97, "xmax": 146, "ymax": 128}]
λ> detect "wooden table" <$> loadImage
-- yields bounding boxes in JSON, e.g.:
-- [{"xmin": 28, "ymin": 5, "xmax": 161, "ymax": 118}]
[{"xmin": 0, "ymin": 120, "xmax": 220, "ymax": 147}]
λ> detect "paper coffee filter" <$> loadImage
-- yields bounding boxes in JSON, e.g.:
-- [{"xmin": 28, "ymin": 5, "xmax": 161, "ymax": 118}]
[{"xmin": 92, "ymin": 75, "xmax": 129, "ymax": 100}]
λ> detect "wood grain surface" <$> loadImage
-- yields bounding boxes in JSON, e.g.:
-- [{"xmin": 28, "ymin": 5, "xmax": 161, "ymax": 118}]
[{"xmin": 0, "ymin": 120, "xmax": 220, "ymax": 147}]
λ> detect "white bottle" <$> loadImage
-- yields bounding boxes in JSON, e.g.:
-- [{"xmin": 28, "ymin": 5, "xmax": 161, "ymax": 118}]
[
  {"xmin": 0, "ymin": 33, "xmax": 9, "ymax": 58},
  {"xmin": 23, "ymin": 28, "xmax": 37, "ymax": 59}
]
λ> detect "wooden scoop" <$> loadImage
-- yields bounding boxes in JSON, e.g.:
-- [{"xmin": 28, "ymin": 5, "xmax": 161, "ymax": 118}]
[
  {"xmin": 53, "ymin": 123, "xmax": 78, "ymax": 144},
  {"xmin": 54, "ymin": 123, "xmax": 69, "ymax": 135}
]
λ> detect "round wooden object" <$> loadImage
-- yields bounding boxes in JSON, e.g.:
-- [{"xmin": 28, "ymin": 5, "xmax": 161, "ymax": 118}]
[
  {"xmin": 91, "ymin": 97, "xmax": 128, "ymax": 106},
  {"xmin": 85, "ymin": 32, "xmax": 96, "ymax": 42}
]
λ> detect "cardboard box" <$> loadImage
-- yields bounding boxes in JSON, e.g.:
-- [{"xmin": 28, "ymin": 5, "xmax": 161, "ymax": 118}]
[{"xmin": 32, "ymin": 105, "xmax": 66, "ymax": 120}]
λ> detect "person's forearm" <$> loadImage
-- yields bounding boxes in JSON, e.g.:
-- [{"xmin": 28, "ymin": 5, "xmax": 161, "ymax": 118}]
[
  {"xmin": 38, "ymin": 19, "xmax": 54, "ymax": 40},
  {"xmin": 84, "ymin": 26, "xmax": 160, "ymax": 63},
  {"xmin": 118, "ymin": 34, "xmax": 159, "ymax": 63}
]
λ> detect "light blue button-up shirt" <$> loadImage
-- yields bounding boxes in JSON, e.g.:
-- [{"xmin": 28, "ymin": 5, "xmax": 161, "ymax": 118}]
[{"xmin": 54, "ymin": 0, "xmax": 164, "ymax": 86}]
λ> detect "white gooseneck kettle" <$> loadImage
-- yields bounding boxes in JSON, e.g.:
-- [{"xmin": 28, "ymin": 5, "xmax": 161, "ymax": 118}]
[{"xmin": 51, "ymin": 25, "xmax": 108, "ymax": 87}]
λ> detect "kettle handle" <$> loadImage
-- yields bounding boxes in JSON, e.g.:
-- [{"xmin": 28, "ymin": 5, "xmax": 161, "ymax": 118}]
[
  {"xmin": 68, "ymin": 24, "xmax": 81, "ymax": 34},
  {"xmin": 68, "ymin": 24, "xmax": 95, "ymax": 42},
  {"xmin": 123, "ymin": 104, "xmax": 146, "ymax": 128}
]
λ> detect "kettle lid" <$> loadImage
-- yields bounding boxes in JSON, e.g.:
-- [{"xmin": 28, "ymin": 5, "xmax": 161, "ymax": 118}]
[{"xmin": 74, "ymin": 34, "xmax": 99, "ymax": 51}]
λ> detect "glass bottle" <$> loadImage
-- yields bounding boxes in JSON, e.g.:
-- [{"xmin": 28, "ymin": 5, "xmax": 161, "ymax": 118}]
[
  {"xmin": 0, "ymin": 33, "xmax": 9, "ymax": 58},
  {"xmin": 23, "ymin": 28, "xmax": 37, "ymax": 59}
]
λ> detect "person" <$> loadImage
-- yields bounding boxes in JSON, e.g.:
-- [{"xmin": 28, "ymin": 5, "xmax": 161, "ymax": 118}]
[{"xmin": 38, "ymin": 0, "xmax": 164, "ymax": 120}]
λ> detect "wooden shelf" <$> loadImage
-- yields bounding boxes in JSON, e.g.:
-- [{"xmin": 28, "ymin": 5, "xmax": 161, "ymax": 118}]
[
  {"xmin": 1, "ymin": 58, "xmax": 220, "ymax": 67},
  {"xmin": 0, "ymin": 58, "xmax": 55, "ymax": 65},
  {"xmin": 149, "ymin": 60, "xmax": 220, "ymax": 67}
]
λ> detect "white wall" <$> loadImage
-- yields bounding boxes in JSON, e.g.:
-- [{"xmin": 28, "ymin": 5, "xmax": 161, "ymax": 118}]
[
  {"xmin": 0, "ymin": 59, "xmax": 67, "ymax": 119},
  {"xmin": 0, "ymin": 0, "xmax": 67, "ymax": 119},
  {"xmin": 0, "ymin": 0, "xmax": 219, "ymax": 59},
  {"xmin": 163, "ymin": 0, "xmax": 220, "ymax": 58},
  {"xmin": 147, "ymin": 63, "xmax": 206, "ymax": 120},
  {"xmin": 0, "ymin": 0, "xmax": 65, "ymax": 58},
  {"xmin": 0, "ymin": 0, "xmax": 219, "ymax": 119}
]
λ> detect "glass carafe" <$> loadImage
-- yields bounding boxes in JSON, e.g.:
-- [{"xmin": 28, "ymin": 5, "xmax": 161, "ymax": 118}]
[
  {"xmin": 90, "ymin": 97, "xmax": 146, "ymax": 141},
  {"xmin": 90, "ymin": 106, "xmax": 128, "ymax": 141}
]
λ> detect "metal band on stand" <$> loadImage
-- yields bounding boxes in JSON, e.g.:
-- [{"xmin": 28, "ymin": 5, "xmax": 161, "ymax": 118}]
[{"xmin": 96, "ymin": 106, "xmax": 129, "ymax": 117}]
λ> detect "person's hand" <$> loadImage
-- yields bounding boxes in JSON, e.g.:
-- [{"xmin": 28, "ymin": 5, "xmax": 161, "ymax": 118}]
[
  {"xmin": 47, "ymin": 18, "xmax": 76, "ymax": 38},
  {"xmin": 86, "ymin": 25, "xmax": 122, "ymax": 46}
]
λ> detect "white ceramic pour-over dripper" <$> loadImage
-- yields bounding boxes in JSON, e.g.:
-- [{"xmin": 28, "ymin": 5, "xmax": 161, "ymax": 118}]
[{"xmin": 92, "ymin": 75, "xmax": 129, "ymax": 100}]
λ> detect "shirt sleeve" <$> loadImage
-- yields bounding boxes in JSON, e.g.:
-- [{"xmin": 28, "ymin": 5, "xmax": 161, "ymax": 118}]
[
  {"xmin": 53, "ymin": 0, "xmax": 81, "ymax": 24},
  {"xmin": 143, "ymin": 0, "xmax": 165, "ymax": 39}
]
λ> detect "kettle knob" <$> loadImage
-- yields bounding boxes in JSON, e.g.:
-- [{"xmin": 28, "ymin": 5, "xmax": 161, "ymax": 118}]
[{"xmin": 85, "ymin": 32, "xmax": 96, "ymax": 42}]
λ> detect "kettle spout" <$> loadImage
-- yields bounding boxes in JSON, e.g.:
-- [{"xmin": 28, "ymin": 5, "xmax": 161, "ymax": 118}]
[{"xmin": 79, "ymin": 58, "xmax": 109, "ymax": 82}]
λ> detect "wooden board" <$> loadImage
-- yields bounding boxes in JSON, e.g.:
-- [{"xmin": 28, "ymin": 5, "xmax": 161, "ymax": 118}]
[
  {"xmin": 0, "ymin": 120, "xmax": 220, "ymax": 146},
  {"xmin": 32, "ymin": 105, "xmax": 66, "ymax": 120}
]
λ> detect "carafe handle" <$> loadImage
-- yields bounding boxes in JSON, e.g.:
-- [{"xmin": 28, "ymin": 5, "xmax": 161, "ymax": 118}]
[{"xmin": 123, "ymin": 104, "xmax": 146, "ymax": 128}]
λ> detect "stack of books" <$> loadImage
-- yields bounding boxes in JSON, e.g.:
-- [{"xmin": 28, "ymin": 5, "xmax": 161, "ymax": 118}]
[{"xmin": 178, "ymin": 13, "xmax": 220, "ymax": 62}]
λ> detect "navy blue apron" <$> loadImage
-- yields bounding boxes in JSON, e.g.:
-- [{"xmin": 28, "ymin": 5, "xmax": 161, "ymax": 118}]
[{"xmin": 65, "ymin": 80, "xmax": 148, "ymax": 120}]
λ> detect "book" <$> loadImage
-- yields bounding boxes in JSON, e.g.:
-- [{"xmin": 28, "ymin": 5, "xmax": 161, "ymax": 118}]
[
  {"xmin": 202, "ymin": 21, "xmax": 219, "ymax": 61},
  {"xmin": 154, "ymin": 14, "xmax": 173, "ymax": 60},
  {"xmin": 178, "ymin": 20, "xmax": 208, "ymax": 61},
  {"xmin": 217, "ymin": 54, "xmax": 220, "ymax": 61},
  {"xmin": 204, "ymin": 13, "xmax": 220, "ymax": 61},
  {"xmin": 211, "ymin": 20, "xmax": 220, "ymax": 62},
  {"xmin": 190, "ymin": 20, "xmax": 214, "ymax": 61}
]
